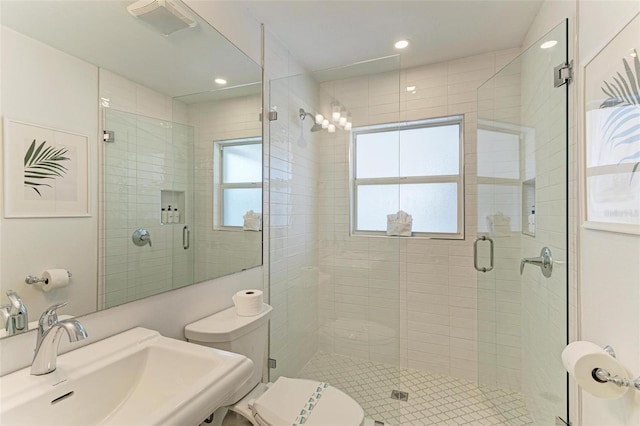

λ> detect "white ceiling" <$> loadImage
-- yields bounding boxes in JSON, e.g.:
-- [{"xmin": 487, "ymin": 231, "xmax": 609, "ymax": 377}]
[
  {"xmin": 1, "ymin": 1, "xmax": 544, "ymax": 98},
  {"xmin": 1, "ymin": 0, "xmax": 262, "ymax": 101},
  {"xmin": 244, "ymin": 0, "xmax": 544, "ymax": 73}
]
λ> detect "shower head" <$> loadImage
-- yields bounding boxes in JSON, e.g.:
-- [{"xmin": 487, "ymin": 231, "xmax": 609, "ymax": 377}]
[
  {"xmin": 299, "ymin": 108, "xmax": 322, "ymax": 132},
  {"xmin": 299, "ymin": 108, "xmax": 313, "ymax": 121}
]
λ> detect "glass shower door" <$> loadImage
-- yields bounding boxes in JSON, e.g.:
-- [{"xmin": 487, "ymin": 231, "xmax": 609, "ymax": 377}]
[
  {"xmin": 268, "ymin": 57, "xmax": 403, "ymax": 425},
  {"xmin": 476, "ymin": 20, "xmax": 568, "ymax": 425},
  {"xmin": 102, "ymin": 108, "xmax": 194, "ymax": 308}
]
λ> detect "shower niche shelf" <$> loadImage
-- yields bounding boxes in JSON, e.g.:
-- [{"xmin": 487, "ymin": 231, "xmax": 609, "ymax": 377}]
[
  {"xmin": 161, "ymin": 190, "xmax": 185, "ymax": 224},
  {"xmin": 522, "ymin": 179, "xmax": 535, "ymax": 237}
]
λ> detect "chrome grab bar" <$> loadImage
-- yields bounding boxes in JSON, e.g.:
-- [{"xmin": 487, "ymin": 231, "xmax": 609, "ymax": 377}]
[
  {"xmin": 520, "ymin": 246, "xmax": 553, "ymax": 277},
  {"xmin": 473, "ymin": 235, "xmax": 494, "ymax": 273},
  {"xmin": 183, "ymin": 226, "xmax": 190, "ymax": 250}
]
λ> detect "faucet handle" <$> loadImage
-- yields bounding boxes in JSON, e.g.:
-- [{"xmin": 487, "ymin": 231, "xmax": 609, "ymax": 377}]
[
  {"xmin": 0, "ymin": 304, "xmax": 11, "ymax": 327},
  {"xmin": 6, "ymin": 290, "xmax": 25, "ymax": 314},
  {"xmin": 39, "ymin": 301, "xmax": 68, "ymax": 329}
]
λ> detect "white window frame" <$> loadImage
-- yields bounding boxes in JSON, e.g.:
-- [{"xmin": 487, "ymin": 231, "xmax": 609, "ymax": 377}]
[
  {"xmin": 215, "ymin": 137, "xmax": 262, "ymax": 230},
  {"xmin": 350, "ymin": 116, "xmax": 465, "ymax": 239}
]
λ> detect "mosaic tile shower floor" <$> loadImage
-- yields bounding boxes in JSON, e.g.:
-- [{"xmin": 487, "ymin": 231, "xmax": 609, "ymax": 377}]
[{"xmin": 296, "ymin": 351, "xmax": 534, "ymax": 426}]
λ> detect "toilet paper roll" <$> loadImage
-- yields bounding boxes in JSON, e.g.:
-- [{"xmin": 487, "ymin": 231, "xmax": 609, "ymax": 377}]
[
  {"xmin": 40, "ymin": 269, "xmax": 70, "ymax": 292},
  {"xmin": 561, "ymin": 341, "xmax": 629, "ymax": 399},
  {"xmin": 232, "ymin": 289, "xmax": 263, "ymax": 316}
]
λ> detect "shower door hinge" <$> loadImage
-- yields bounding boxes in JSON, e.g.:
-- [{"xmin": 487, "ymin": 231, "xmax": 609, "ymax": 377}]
[
  {"xmin": 554, "ymin": 61, "xmax": 573, "ymax": 88},
  {"xmin": 268, "ymin": 358, "xmax": 277, "ymax": 369},
  {"xmin": 555, "ymin": 416, "xmax": 570, "ymax": 426},
  {"xmin": 103, "ymin": 130, "xmax": 115, "ymax": 143},
  {"xmin": 259, "ymin": 111, "xmax": 278, "ymax": 122}
]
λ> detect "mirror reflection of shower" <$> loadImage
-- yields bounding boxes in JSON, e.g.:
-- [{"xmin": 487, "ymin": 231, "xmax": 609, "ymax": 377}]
[{"xmin": 299, "ymin": 108, "xmax": 323, "ymax": 132}]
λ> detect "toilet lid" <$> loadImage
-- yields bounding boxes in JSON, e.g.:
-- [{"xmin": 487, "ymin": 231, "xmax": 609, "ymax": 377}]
[{"xmin": 251, "ymin": 377, "xmax": 364, "ymax": 426}]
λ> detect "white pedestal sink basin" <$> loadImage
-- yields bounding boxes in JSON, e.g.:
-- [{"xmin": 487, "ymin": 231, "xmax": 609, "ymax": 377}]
[{"xmin": 0, "ymin": 327, "xmax": 254, "ymax": 425}]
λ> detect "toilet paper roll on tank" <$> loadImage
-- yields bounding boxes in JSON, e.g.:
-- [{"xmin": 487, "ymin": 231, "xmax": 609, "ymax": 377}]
[
  {"xmin": 232, "ymin": 289, "xmax": 264, "ymax": 316},
  {"xmin": 562, "ymin": 341, "xmax": 629, "ymax": 399}
]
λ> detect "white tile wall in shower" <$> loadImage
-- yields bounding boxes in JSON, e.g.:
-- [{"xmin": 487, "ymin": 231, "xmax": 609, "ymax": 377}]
[
  {"xmin": 316, "ymin": 48, "xmax": 520, "ymax": 383},
  {"xmin": 519, "ymin": 31, "xmax": 569, "ymax": 424},
  {"xmin": 186, "ymin": 94, "xmax": 262, "ymax": 282},
  {"xmin": 101, "ymin": 109, "xmax": 193, "ymax": 308},
  {"xmin": 99, "ymin": 71, "xmax": 193, "ymax": 308},
  {"xmin": 268, "ymin": 71, "xmax": 322, "ymax": 381}
]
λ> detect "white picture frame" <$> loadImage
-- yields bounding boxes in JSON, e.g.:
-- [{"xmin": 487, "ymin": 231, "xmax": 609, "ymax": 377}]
[
  {"xmin": 3, "ymin": 118, "xmax": 90, "ymax": 218},
  {"xmin": 583, "ymin": 12, "xmax": 640, "ymax": 235}
]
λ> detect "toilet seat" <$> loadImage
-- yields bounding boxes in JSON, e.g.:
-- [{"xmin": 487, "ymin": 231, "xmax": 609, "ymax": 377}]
[{"xmin": 248, "ymin": 377, "xmax": 364, "ymax": 426}]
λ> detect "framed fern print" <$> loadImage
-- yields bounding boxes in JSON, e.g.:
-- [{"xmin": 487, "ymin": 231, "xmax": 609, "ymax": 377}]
[
  {"xmin": 3, "ymin": 118, "xmax": 89, "ymax": 217},
  {"xmin": 584, "ymin": 12, "xmax": 640, "ymax": 234}
]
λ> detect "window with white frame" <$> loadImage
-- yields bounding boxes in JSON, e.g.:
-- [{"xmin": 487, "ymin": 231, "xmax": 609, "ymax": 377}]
[
  {"xmin": 215, "ymin": 138, "xmax": 262, "ymax": 228},
  {"xmin": 351, "ymin": 116, "xmax": 464, "ymax": 238}
]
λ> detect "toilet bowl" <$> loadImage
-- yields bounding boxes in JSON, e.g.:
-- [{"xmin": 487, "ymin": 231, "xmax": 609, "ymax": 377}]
[{"xmin": 185, "ymin": 303, "xmax": 364, "ymax": 426}]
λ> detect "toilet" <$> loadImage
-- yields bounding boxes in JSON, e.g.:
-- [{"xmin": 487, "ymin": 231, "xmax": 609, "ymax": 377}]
[{"xmin": 185, "ymin": 303, "xmax": 364, "ymax": 426}]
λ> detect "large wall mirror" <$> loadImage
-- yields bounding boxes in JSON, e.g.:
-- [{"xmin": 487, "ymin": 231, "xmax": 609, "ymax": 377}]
[{"xmin": 0, "ymin": 0, "xmax": 263, "ymax": 337}]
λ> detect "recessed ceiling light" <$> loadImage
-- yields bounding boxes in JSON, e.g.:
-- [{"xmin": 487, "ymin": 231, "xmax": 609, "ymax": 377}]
[
  {"xmin": 214, "ymin": 78, "xmax": 227, "ymax": 85},
  {"xmin": 394, "ymin": 40, "xmax": 409, "ymax": 49},
  {"xmin": 540, "ymin": 40, "xmax": 557, "ymax": 49}
]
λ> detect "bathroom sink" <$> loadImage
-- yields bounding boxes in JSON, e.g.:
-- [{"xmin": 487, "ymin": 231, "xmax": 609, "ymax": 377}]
[{"xmin": 0, "ymin": 327, "xmax": 254, "ymax": 425}]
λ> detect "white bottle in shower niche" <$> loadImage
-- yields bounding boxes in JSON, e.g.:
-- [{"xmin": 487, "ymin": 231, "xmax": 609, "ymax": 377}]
[
  {"xmin": 161, "ymin": 207, "xmax": 167, "ymax": 224},
  {"xmin": 167, "ymin": 205, "xmax": 174, "ymax": 223},
  {"xmin": 528, "ymin": 206, "xmax": 535, "ymax": 234},
  {"xmin": 173, "ymin": 207, "xmax": 180, "ymax": 223}
]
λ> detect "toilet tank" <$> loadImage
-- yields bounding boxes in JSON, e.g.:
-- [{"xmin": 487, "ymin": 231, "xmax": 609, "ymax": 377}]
[{"xmin": 185, "ymin": 304, "xmax": 272, "ymax": 403}]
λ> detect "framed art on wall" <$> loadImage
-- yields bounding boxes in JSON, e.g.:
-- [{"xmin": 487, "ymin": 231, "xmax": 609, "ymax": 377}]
[
  {"xmin": 3, "ymin": 118, "xmax": 90, "ymax": 218},
  {"xmin": 584, "ymin": 12, "xmax": 640, "ymax": 234}
]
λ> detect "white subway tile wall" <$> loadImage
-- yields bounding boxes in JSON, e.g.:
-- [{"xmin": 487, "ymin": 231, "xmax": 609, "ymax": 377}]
[
  {"xmin": 100, "ymin": 70, "xmax": 263, "ymax": 308},
  {"xmin": 268, "ymin": 72, "xmax": 322, "ymax": 379},
  {"xmin": 100, "ymin": 70, "xmax": 194, "ymax": 308},
  {"xmin": 519, "ymin": 27, "xmax": 568, "ymax": 424},
  {"xmin": 187, "ymin": 94, "xmax": 263, "ymax": 281},
  {"xmin": 310, "ymin": 49, "xmax": 520, "ymax": 384},
  {"xmin": 476, "ymin": 23, "xmax": 569, "ymax": 424}
]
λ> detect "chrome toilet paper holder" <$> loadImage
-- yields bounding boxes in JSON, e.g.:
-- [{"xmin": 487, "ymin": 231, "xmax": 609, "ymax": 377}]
[
  {"xmin": 25, "ymin": 270, "xmax": 72, "ymax": 285},
  {"xmin": 592, "ymin": 345, "xmax": 640, "ymax": 391}
]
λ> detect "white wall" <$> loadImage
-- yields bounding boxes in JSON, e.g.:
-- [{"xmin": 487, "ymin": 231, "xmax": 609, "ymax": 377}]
[
  {"xmin": 577, "ymin": 1, "xmax": 640, "ymax": 425},
  {"xmin": 0, "ymin": 27, "xmax": 98, "ymax": 318}
]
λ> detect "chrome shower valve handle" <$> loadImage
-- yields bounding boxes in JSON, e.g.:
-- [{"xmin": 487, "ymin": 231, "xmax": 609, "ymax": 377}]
[
  {"xmin": 520, "ymin": 247, "xmax": 553, "ymax": 277},
  {"xmin": 132, "ymin": 228, "xmax": 152, "ymax": 247}
]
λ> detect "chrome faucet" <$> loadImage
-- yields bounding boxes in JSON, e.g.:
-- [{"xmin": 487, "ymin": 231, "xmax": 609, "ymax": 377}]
[
  {"xmin": 0, "ymin": 290, "xmax": 28, "ymax": 335},
  {"xmin": 31, "ymin": 301, "xmax": 87, "ymax": 375}
]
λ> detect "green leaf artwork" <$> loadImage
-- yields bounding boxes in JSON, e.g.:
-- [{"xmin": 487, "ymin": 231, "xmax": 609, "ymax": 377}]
[
  {"xmin": 23, "ymin": 139, "xmax": 70, "ymax": 197},
  {"xmin": 599, "ymin": 48, "xmax": 640, "ymax": 183}
]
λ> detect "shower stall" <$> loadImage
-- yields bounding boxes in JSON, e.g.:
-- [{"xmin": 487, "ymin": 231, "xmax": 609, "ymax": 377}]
[
  {"xmin": 267, "ymin": 20, "xmax": 569, "ymax": 426},
  {"xmin": 102, "ymin": 108, "xmax": 195, "ymax": 309}
]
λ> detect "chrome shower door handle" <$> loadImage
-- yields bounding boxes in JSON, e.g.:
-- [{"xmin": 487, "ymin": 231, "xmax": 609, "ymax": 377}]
[
  {"xmin": 183, "ymin": 226, "xmax": 189, "ymax": 250},
  {"xmin": 520, "ymin": 247, "xmax": 553, "ymax": 277},
  {"xmin": 473, "ymin": 235, "xmax": 494, "ymax": 273}
]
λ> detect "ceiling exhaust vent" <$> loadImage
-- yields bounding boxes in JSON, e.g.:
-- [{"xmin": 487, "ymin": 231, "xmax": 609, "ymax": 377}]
[{"xmin": 127, "ymin": 0, "xmax": 197, "ymax": 36}]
